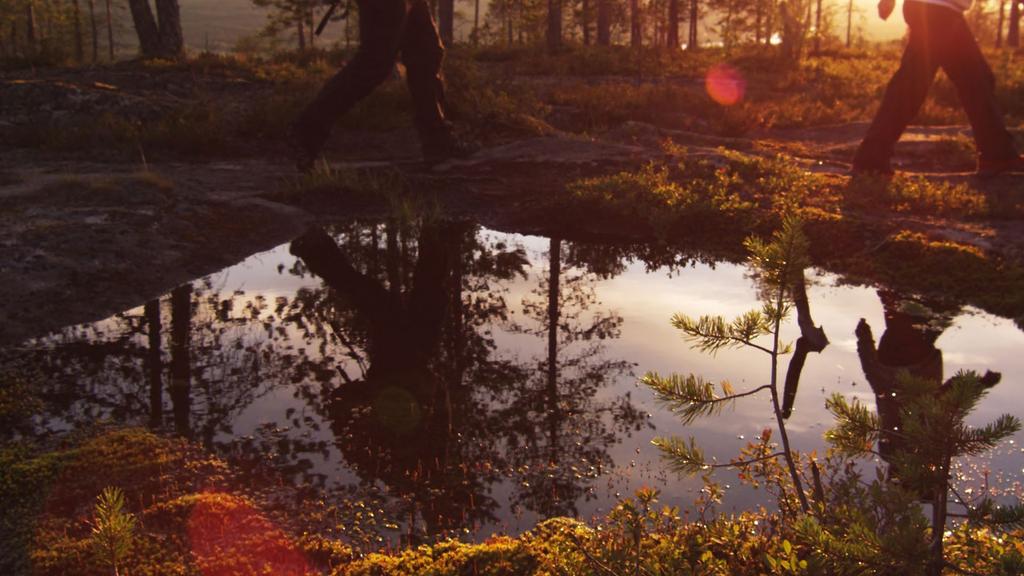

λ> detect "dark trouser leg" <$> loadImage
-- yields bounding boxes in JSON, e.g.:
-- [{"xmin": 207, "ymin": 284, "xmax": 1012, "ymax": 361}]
[
  {"xmin": 400, "ymin": 0, "xmax": 451, "ymax": 148},
  {"xmin": 937, "ymin": 11, "xmax": 1017, "ymax": 161},
  {"xmin": 293, "ymin": 0, "xmax": 407, "ymax": 153},
  {"xmin": 853, "ymin": 2, "xmax": 937, "ymax": 170}
]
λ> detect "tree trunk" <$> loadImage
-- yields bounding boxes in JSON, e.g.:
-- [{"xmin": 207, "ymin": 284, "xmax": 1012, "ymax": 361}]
[
  {"xmin": 996, "ymin": 0, "xmax": 1005, "ymax": 48},
  {"xmin": 104, "ymin": 0, "xmax": 114, "ymax": 60},
  {"xmin": 309, "ymin": 7, "xmax": 316, "ymax": 48},
  {"xmin": 26, "ymin": 1, "xmax": 37, "ymax": 56},
  {"xmin": 1009, "ymin": 0, "xmax": 1020, "ymax": 48},
  {"xmin": 630, "ymin": 0, "xmax": 641, "ymax": 46},
  {"xmin": 127, "ymin": 0, "xmax": 160, "ymax": 56},
  {"xmin": 687, "ymin": 0, "xmax": 698, "ymax": 49},
  {"xmin": 155, "ymin": 0, "xmax": 184, "ymax": 57},
  {"xmin": 846, "ymin": 0, "xmax": 853, "ymax": 47},
  {"xmin": 439, "ymin": 0, "xmax": 454, "ymax": 45},
  {"xmin": 547, "ymin": 0, "xmax": 562, "ymax": 51},
  {"xmin": 71, "ymin": 0, "xmax": 84, "ymax": 61},
  {"xmin": 668, "ymin": 0, "xmax": 679, "ymax": 47},
  {"xmin": 88, "ymin": 0, "xmax": 98, "ymax": 61},
  {"xmin": 507, "ymin": 2, "xmax": 513, "ymax": 45},
  {"xmin": 10, "ymin": 20, "xmax": 17, "ymax": 58},
  {"xmin": 582, "ymin": 0, "xmax": 590, "ymax": 45},
  {"xmin": 755, "ymin": 0, "xmax": 763, "ymax": 43},
  {"xmin": 597, "ymin": 0, "xmax": 611, "ymax": 44},
  {"xmin": 765, "ymin": 0, "xmax": 774, "ymax": 44},
  {"xmin": 297, "ymin": 14, "xmax": 306, "ymax": 50},
  {"xmin": 814, "ymin": 0, "xmax": 822, "ymax": 54},
  {"xmin": 474, "ymin": 0, "xmax": 480, "ymax": 43}
]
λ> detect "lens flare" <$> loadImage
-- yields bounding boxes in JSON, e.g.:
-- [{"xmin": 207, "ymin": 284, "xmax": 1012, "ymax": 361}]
[{"xmin": 705, "ymin": 64, "xmax": 746, "ymax": 106}]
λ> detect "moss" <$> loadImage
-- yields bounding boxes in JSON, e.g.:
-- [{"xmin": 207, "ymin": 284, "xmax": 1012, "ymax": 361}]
[
  {"xmin": 867, "ymin": 231, "xmax": 1024, "ymax": 319},
  {"xmin": 844, "ymin": 174, "xmax": 992, "ymax": 219}
]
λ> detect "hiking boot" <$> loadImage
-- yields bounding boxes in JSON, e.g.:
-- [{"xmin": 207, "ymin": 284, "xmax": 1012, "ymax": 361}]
[
  {"xmin": 286, "ymin": 125, "xmax": 322, "ymax": 173},
  {"xmin": 976, "ymin": 154, "xmax": 1024, "ymax": 178}
]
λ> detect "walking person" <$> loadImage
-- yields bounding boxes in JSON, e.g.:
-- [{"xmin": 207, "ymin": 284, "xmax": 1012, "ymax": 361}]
[
  {"xmin": 289, "ymin": 0, "xmax": 472, "ymax": 171},
  {"xmin": 852, "ymin": 0, "xmax": 1023, "ymax": 177}
]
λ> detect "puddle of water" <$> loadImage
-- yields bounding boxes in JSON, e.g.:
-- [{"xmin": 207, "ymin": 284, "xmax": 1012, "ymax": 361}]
[{"xmin": 8, "ymin": 220, "xmax": 1024, "ymax": 543}]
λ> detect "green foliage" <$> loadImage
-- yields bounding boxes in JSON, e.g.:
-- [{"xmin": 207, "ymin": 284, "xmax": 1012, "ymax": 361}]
[
  {"xmin": 670, "ymin": 309, "xmax": 776, "ymax": 354},
  {"xmin": 642, "ymin": 214, "xmax": 813, "ymax": 521},
  {"xmin": 650, "ymin": 436, "xmax": 708, "ymax": 475},
  {"xmin": 90, "ymin": 487, "xmax": 136, "ymax": 576},
  {"xmin": 824, "ymin": 394, "xmax": 879, "ymax": 456},
  {"xmin": 643, "ymin": 373, "xmax": 737, "ymax": 424},
  {"xmin": 828, "ymin": 368, "xmax": 1023, "ymax": 574},
  {"xmin": 565, "ymin": 149, "xmax": 822, "ymax": 241},
  {"xmin": 844, "ymin": 174, "xmax": 992, "ymax": 219}
]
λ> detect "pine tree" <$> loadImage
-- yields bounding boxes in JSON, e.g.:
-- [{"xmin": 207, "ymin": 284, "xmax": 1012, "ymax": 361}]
[
  {"xmin": 643, "ymin": 216, "xmax": 824, "ymax": 515},
  {"xmin": 828, "ymin": 344, "xmax": 1023, "ymax": 576}
]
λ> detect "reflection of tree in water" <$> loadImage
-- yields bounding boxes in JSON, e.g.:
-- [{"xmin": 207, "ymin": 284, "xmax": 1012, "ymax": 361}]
[
  {"xmin": 5, "ymin": 280, "xmax": 306, "ymax": 453},
  {"xmin": 856, "ymin": 290, "xmax": 956, "ymax": 465},
  {"xmin": 503, "ymin": 238, "xmax": 649, "ymax": 518},
  {"xmin": 5, "ymin": 220, "xmax": 653, "ymax": 543},
  {"xmin": 291, "ymin": 220, "xmax": 528, "ymax": 539}
]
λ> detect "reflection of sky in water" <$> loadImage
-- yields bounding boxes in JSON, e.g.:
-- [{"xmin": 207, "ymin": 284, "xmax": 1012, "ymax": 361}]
[{"xmin": 26, "ymin": 227, "xmax": 1024, "ymax": 539}]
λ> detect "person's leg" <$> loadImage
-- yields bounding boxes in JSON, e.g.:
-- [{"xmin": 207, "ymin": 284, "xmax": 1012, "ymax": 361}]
[
  {"xmin": 292, "ymin": 0, "xmax": 408, "ymax": 158},
  {"xmin": 852, "ymin": 1, "xmax": 939, "ymax": 173},
  {"xmin": 935, "ymin": 9, "xmax": 1018, "ymax": 164},
  {"xmin": 399, "ymin": 0, "xmax": 452, "ymax": 153}
]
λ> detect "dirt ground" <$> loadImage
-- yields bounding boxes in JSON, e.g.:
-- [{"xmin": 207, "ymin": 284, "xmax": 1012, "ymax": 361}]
[{"xmin": 2, "ymin": 65, "xmax": 1023, "ymax": 345}]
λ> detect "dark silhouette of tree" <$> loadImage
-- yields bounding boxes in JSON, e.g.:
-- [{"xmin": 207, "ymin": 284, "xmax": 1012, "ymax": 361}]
[
  {"xmin": 597, "ymin": 0, "xmax": 611, "ymax": 44},
  {"xmin": 126, "ymin": 0, "xmax": 182, "ymax": 58},
  {"xmin": 503, "ymin": 238, "xmax": 647, "ymax": 517}
]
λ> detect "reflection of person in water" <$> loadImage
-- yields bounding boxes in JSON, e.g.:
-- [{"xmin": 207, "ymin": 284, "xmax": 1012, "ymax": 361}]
[
  {"xmin": 855, "ymin": 290, "xmax": 949, "ymax": 479},
  {"xmin": 290, "ymin": 221, "xmax": 498, "ymax": 541}
]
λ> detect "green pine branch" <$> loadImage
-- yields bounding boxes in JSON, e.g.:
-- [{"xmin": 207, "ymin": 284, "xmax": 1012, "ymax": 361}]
[
  {"xmin": 643, "ymin": 372, "xmax": 769, "ymax": 425},
  {"xmin": 955, "ymin": 415, "xmax": 1022, "ymax": 456},
  {"xmin": 652, "ymin": 436, "xmax": 707, "ymax": 475},
  {"xmin": 825, "ymin": 394, "xmax": 880, "ymax": 455},
  {"xmin": 671, "ymin": 312, "xmax": 774, "ymax": 355}
]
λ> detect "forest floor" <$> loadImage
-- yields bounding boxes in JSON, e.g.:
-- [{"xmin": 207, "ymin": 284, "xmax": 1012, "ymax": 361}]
[{"xmin": 2, "ymin": 55, "xmax": 1023, "ymax": 344}]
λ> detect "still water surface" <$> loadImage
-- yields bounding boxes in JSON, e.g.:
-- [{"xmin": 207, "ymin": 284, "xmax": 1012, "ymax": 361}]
[{"xmin": 12, "ymin": 221, "xmax": 1024, "ymax": 543}]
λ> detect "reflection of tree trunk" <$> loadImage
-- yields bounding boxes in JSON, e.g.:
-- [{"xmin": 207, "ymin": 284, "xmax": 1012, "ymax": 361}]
[
  {"xmin": 546, "ymin": 238, "xmax": 562, "ymax": 506},
  {"xmin": 146, "ymin": 299, "xmax": 163, "ymax": 429},
  {"xmin": 781, "ymin": 274, "xmax": 828, "ymax": 418},
  {"xmin": 387, "ymin": 221, "xmax": 401, "ymax": 299},
  {"xmin": 170, "ymin": 285, "xmax": 193, "ymax": 439}
]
